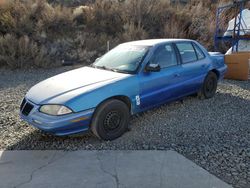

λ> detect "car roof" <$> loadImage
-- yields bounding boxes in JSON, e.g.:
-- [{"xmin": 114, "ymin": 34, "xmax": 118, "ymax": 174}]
[{"xmin": 120, "ymin": 39, "xmax": 195, "ymax": 47}]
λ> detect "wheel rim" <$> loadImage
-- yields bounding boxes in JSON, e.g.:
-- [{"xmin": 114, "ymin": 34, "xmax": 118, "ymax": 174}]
[
  {"xmin": 103, "ymin": 111, "xmax": 122, "ymax": 132},
  {"xmin": 205, "ymin": 77, "xmax": 216, "ymax": 94}
]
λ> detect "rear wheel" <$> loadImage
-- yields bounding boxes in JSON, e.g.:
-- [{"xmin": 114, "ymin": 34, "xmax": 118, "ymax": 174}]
[
  {"xmin": 91, "ymin": 99, "xmax": 130, "ymax": 141},
  {"xmin": 199, "ymin": 72, "xmax": 218, "ymax": 99}
]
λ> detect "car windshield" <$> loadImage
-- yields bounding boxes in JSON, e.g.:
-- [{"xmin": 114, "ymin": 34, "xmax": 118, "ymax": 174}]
[{"xmin": 92, "ymin": 45, "xmax": 150, "ymax": 73}]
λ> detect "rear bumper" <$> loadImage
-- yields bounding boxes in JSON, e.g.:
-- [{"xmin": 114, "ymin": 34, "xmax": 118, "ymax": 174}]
[
  {"xmin": 20, "ymin": 100, "xmax": 95, "ymax": 136},
  {"xmin": 217, "ymin": 65, "xmax": 228, "ymax": 80}
]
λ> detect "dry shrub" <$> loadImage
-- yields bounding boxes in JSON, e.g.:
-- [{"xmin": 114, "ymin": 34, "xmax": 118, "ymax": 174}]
[
  {"xmin": 70, "ymin": 32, "xmax": 120, "ymax": 62},
  {"xmin": 85, "ymin": 0, "xmax": 123, "ymax": 36},
  {"xmin": 0, "ymin": 34, "xmax": 51, "ymax": 69},
  {"xmin": 121, "ymin": 22, "xmax": 148, "ymax": 41},
  {"xmin": 0, "ymin": 0, "xmax": 32, "ymax": 36},
  {"xmin": 0, "ymin": 0, "xmax": 240, "ymax": 69},
  {"xmin": 0, "ymin": 4, "xmax": 16, "ymax": 35},
  {"xmin": 33, "ymin": 1, "xmax": 74, "ymax": 38},
  {"xmin": 73, "ymin": 5, "xmax": 93, "ymax": 26},
  {"xmin": 163, "ymin": 10, "xmax": 191, "ymax": 38},
  {"xmin": 0, "ymin": 0, "xmax": 75, "ymax": 38},
  {"xmin": 123, "ymin": 0, "xmax": 170, "ymax": 38},
  {"xmin": 187, "ymin": 2, "xmax": 212, "ymax": 43}
]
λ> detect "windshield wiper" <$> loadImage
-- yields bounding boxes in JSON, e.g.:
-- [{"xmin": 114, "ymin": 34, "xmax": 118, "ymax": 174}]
[
  {"xmin": 110, "ymin": 68, "xmax": 132, "ymax": 74},
  {"xmin": 92, "ymin": 65, "xmax": 108, "ymax": 70},
  {"xmin": 92, "ymin": 65, "xmax": 132, "ymax": 74},
  {"xmin": 94, "ymin": 65, "xmax": 118, "ymax": 72}
]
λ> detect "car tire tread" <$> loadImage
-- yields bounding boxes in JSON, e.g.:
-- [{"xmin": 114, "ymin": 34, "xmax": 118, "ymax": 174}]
[
  {"xmin": 199, "ymin": 71, "xmax": 218, "ymax": 99},
  {"xmin": 91, "ymin": 99, "xmax": 130, "ymax": 141}
]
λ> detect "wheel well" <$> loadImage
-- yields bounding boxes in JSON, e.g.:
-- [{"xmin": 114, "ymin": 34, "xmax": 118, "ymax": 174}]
[
  {"xmin": 111, "ymin": 96, "xmax": 131, "ymax": 110},
  {"xmin": 211, "ymin": 69, "xmax": 220, "ymax": 78},
  {"xmin": 97, "ymin": 96, "xmax": 132, "ymax": 111}
]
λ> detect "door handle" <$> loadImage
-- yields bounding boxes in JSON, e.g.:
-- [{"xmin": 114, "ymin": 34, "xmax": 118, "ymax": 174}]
[{"xmin": 201, "ymin": 64, "xmax": 206, "ymax": 68}]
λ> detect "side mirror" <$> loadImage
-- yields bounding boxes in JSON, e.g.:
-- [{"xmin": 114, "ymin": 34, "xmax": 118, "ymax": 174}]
[{"xmin": 145, "ymin": 64, "xmax": 161, "ymax": 72}]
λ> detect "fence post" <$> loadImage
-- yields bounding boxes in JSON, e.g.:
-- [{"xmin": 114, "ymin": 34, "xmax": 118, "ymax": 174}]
[{"xmin": 107, "ymin": 41, "xmax": 110, "ymax": 52}]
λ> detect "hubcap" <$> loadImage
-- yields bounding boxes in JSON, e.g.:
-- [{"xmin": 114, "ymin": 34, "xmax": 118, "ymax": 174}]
[{"xmin": 104, "ymin": 111, "xmax": 121, "ymax": 131}]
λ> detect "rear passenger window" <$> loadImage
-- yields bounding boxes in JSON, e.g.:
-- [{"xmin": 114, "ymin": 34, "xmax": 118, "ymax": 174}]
[
  {"xmin": 193, "ymin": 43, "xmax": 205, "ymax": 60},
  {"xmin": 176, "ymin": 42, "xmax": 197, "ymax": 63}
]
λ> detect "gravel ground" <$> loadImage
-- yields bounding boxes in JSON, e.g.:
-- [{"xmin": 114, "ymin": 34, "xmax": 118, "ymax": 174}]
[{"xmin": 0, "ymin": 67, "xmax": 249, "ymax": 188}]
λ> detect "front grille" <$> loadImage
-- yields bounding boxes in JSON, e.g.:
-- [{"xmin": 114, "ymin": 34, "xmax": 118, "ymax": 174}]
[
  {"xmin": 20, "ymin": 98, "xmax": 26, "ymax": 111},
  {"xmin": 21, "ymin": 101, "xmax": 34, "ymax": 116}
]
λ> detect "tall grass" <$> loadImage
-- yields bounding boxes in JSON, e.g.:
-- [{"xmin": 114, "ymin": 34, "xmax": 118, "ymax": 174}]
[{"xmin": 0, "ymin": 0, "xmax": 232, "ymax": 69}]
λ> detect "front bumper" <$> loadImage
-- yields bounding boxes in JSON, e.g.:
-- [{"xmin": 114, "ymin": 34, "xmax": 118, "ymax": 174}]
[{"xmin": 20, "ymin": 99, "xmax": 95, "ymax": 136}]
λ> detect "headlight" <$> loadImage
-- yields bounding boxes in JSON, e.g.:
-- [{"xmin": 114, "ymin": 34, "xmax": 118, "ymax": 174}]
[{"xmin": 39, "ymin": 105, "xmax": 73, "ymax": 116}]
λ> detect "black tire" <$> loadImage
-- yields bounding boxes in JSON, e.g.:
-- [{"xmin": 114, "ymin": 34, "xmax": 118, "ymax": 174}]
[
  {"xmin": 91, "ymin": 99, "xmax": 130, "ymax": 141},
  {"xmin": 199, "ymin": 72, "xmax": 218, "ymax": 99}
]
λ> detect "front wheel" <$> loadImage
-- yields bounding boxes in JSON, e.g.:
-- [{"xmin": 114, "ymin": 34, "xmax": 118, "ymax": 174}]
[
  {"xmin": 91, "ymin": 99, "xmax": 130, "ymax": 141},
  {"xmin": 199, "ymin": 72, "xmax": 218, "ymax": 99}
]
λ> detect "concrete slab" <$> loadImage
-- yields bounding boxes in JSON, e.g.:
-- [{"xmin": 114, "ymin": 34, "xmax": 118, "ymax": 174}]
[{"xmin": 0, "ymin": 150, "xmax": 232, "ymax": 188}]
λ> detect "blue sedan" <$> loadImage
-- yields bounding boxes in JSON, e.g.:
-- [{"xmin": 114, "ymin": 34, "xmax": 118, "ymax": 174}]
[{"xmin": 20, "ymin": 39, "xmax": 227, "ymax": 140}]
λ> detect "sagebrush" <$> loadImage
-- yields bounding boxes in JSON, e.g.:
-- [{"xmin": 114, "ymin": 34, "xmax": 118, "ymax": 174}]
[{"xmin": 0, "ymin": 0, "xmax": 233, "ymax": 69}]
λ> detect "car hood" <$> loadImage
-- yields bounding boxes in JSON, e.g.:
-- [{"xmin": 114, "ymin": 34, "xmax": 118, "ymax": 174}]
[{"xmin": 26, "ymin": 67, "xmax": 130, "ymax": 104}]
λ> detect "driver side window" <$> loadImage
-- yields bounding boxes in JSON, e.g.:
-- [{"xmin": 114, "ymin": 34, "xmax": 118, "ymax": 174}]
[{"xmin": 150, "ymin": 44, "xmax": 178, "ymax": 69}]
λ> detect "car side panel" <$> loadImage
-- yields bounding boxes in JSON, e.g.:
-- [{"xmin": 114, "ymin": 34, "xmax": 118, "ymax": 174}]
[
  {"xmin": 179, "ymin": 58, "xmax": 212, "ymax": 94},
  {"xmin": 136, "ymin": 40, "xmax": 224, "ymax": 112},
  {"xmin": 65, "ymin": 76, "xmax": 141, "ymax": 114},
  {"xmin": 138, "ymin": 65, "xmax": 184, "ymax": 109},
  {"xmin": 193, "ymin": 41, "xmax": 227, "ymax": 80}
]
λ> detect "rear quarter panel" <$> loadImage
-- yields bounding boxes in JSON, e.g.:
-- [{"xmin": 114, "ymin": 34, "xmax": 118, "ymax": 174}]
[
  {"xmin": 195, "ymin": 41, "xmax": 227, "ymax": 80},
  {"xmin": 208, "ymin": 52, "xmax": 227, "ymax": 80}
]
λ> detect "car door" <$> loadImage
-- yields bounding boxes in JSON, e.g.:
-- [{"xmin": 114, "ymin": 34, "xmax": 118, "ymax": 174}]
[
  {"xmin": 138, "ymin": 43, "xmax": 184, "ymax": 109},
  {"xmin": 174, "ymin": 42, "xmax": 209, "ymax": 95}
]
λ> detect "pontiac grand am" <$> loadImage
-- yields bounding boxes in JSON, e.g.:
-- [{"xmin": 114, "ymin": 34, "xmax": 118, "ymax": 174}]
[{"xmin": 20, "ymin": 39, "xmax": 227, "ymax": 140}]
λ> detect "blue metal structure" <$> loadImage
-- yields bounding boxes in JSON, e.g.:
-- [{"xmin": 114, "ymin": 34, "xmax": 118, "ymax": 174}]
[{"xmin": 214, "ymin": 0, "xmax": 250, "ymax": 52}]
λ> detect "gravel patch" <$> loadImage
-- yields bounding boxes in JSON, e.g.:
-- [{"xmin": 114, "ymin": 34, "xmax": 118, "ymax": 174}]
[{"xmin": 0, "ymin": 67, "xmax": 249, "ymax": 188}]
